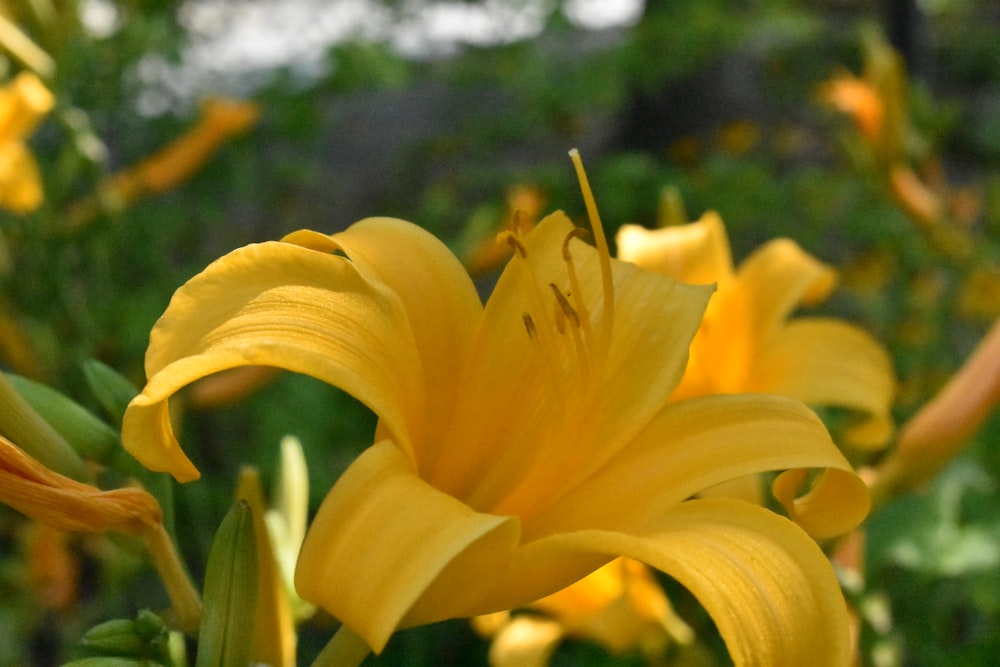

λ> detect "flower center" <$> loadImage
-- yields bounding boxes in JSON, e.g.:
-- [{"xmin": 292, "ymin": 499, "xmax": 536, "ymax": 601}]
[{"xmin": 500, "ymin": 150, "xmax": 615, "ymax": 417}]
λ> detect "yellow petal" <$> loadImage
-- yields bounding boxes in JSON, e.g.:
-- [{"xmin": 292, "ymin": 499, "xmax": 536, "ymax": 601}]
[
  {"xmin": 294, "ymin": 440, "xmax": 521, "ymax": 653},
  {"xmin": 616, "ymin": 211, "xmax": 734, "ymax": 285},
  {"xmin": 736, "ymin": 238, "xmax": 837, "ymax": 338},
  {"xmin": 507, "ymin": 499, "xmax": 852, "ymax": 667},
  {"xmin": 0, "ymin": 143, "xmax": 44, "ymax": 212},
  {"xmin": 123, "ymin": 240, "xmax": 425, "ymax": 481},
  {"xmin": 284, "ymin": 217, "xmax": 483, "ymax": 466},
  {"xmin": 522, "ymin": 394, "xmax": 868, "ymax": 541},
  {"xmin": 752, "ymin": 318, "xmax": 896, "ymax": 448},
  {"xmin": 487, "ymin": 615, "xmax": 565, "ymax": 667}
]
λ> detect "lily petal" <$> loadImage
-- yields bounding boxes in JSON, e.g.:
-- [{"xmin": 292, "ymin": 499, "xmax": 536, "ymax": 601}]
[
  {"xmin": 295, "ymin": 440, "xmax": 521, "ymax": 653},
  {"xmin": 735, "ymin": 239, "xmax": 837, "ymax": 339},
  {"xmin": 522, "ymin": 394, "xmax": 868, "ymax": 541},
  {"xmin": 505, "ymin": 499, "xmax": 851, "ymax": 667},
  {"xmin": 616, "ymin": 211, "xmax": 734, "ymax": 285},
  {"xmin": 284, "ymin": 218, "xmax": 483, "ymax": 467},
  {"xmin": 752, "ymin": 318, "xmax": 896, "ymax": 447},
  {"xmin": 123, "ymin": 241, "xmax": 424, "ymax": 481}
]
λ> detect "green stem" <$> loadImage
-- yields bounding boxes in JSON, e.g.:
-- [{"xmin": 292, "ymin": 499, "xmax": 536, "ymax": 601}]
[
  {"xmin": 311, "ymin": 624, "xmax": 371, "ymax": 667},
  {"xmin": 144, "ymin": 521, "xmax": 203, "ymax": 633}
]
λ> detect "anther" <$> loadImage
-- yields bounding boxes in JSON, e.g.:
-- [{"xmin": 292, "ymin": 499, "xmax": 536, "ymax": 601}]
[
  {"xmin": 522, "ymin": 313, "xmax": 537, "ymax": 339},
  {"xmin": 548, "ymin": 283, "xmax": 580, "ymax": 328},
  {"xmin": 562, "ymin": 228, "xmax": 589, "ymax": 262},
  {"xmin": 504, "ymin": 232, "xmax": 528, "ymax": 258}
]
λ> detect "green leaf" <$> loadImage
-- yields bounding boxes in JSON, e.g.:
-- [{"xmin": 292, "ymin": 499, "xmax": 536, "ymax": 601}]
[{"xmin": 81, "ymin": 359, "xmax": 141, "ymax": 428}]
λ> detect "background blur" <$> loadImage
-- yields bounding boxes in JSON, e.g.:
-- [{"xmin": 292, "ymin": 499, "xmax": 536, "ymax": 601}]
[{"xmin": 2, "ymin": 0, "xmax": 1000, "ymax": 664}]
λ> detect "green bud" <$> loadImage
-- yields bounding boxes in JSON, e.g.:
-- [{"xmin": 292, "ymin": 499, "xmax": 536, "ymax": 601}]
[
  {"xmin": 0, "ymin": 371, "xmax": 86, "ymax": 480},
  {"xmin": 6, "ymin": 373, "xmax": 119, "ymax": 464},
  {"xmin": 133, "ymin": 609, "xmax": 167, "ymax": 642},
  {"xmin": 78, "ymin": 610, "xmax": 169, "ymax": 661},
  {"xmin": 61, "ymin": 658, "xmax": 162, "ymax": 667},
  {"xmin": 80, "ymin": 619, "xmax": 147, "ymax": 657},
  {"xmin": 81, "ymin": 359, "xmax": 140, "ymax": 427},
  {"xmin": 197, "ymin": 500, "xmax": 259, "ymax": 667}
]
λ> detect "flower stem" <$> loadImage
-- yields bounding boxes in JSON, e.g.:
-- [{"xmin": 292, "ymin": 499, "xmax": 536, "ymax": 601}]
[
  {"xmin": 144, "ymin": 521, "xmax": 203, "ymax": 633},
  {"xmin": 311, "ymin": 624, "xmax": 371, "ymax": 667}
]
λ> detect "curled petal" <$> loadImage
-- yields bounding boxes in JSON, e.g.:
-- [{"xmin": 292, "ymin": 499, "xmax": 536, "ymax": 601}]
[
  {"xmin": 736, "ymin": 239, "xmax": 838, "ymax": 337},
  {"xmin": 752, "ymin": 318, "xmax": 896, "ymax": 448},
  {"xmin": 505, "ymin": 500, "xmax": 851, "ymax": 667},
  {"xmin": 523, "ymin": 394, "xmax": 868, "ymax": 541},
  {"xmin": 294, "ymin": 441, "xmax": 521, "ymax": 653},
  {"xmin": 123, "ymin": 241, "xmax": 425, "ymax": 481},
  {"xmin": 285, "ymin": 218, "xmax": 483, "ymax": 468}
]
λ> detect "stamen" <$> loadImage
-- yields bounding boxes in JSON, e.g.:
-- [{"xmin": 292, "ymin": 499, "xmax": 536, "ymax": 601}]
[
  {"xmin": 561, "ymin": 230, "xmax": 596, "ymax": 351},
  {"xmin": 550, "ymin": 283, "xmax": 592, "ymax": 384},
  {"xmin": 569, "ymin": 150, "xmax": 614, "ymax": 343},
  {"xmin": 562, "ymin": 228, "xmax": 589, "ymax": 262},
  {"xmin": 509, "ymin": 243, "xmax": 568, "ymax": 409},
  {"xmin": 548, "ymin": 283, "xmax": 580, "ymax": 328},
  {"xmin": 503, "ymin": 232, "xmax": 527, "ymax": 258},
  {"xmin": 522, "ymin": 313, "xmax": 536, "ymax": 339}
]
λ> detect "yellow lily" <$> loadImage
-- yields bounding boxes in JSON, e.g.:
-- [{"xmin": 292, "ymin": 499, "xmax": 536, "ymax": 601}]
[
  {"xmin": 473, "ymin": 558, "xmax": 693, "ymax": 666},
  {"xmin": 0, "ymin": 71, "xmax": 53, "ymax": 213},
  {"xmin": 122, "ymin": 151, "xmax": 868, "ymax": 664},
  {"xmin": 617, "ymin": 211, "xmax": 895, "ymax": 449}
]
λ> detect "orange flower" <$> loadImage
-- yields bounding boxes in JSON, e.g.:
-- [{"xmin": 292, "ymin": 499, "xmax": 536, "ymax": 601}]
[
  {"xmin": 0, "ymin": 433, "xmax": 160, "ymax": 534},
  {"xmin": 68, "ymin": 97, "xmax": 260, "ymax": 227},
  {"xmin": 871, "ymin": 318, "xmax": 1000, "ymax": 504},
  {"xmin": 822, "ymin": 73, "xmax": 884, "ymax": 146}
]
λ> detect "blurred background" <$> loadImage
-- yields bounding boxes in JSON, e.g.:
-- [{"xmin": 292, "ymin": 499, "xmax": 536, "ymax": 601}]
[{"xmin": 1, "ymin": 0, "xmax": 1000, "ymax": 664}]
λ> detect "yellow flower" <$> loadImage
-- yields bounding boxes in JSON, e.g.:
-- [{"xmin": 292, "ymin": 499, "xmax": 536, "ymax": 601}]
[
  {"xmin": 0, "ymin": 71, "xmax": 53, "ymax": 213},
  {"xmin": 474, "ymin": 558, "xmax": 693, "ymax": 665},
  {"xmin": 617, "ymin": 211, "xmax": 895, "ymax": 449},
  {"xmin": 122, "ymin": 151, "xmax": 868, "ymax": 664}
]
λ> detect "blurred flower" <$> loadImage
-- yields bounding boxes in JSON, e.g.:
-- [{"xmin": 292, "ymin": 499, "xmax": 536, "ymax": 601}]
[
  {"xmin": 618, "ymin": 210, "xmax": 896, "ymax": 448},
  {"xmin": 821, "ymin": 72, "xmax": 884, "ymax": 149},
  {"xmin": 474, "ymin": 558, "xmax": 692, "ymax": 665},
  {"xmin": 716, "ymin": 119, "xmax": 760, "ymax": 156},
  {"xmin": 462, "ymin": 183, "xmax": 544, "ymax": 276},
  {"xmin": 822, "ymin": 32, "xmax": 980, "ymax": 261},
  {"xmin": 67, "ymin": 97, "xmax": 260, "ymax": 228},
  {"xmin": 870, "ymin": 317, "xmax": 1000, "ymax": 505},
  {"xmin": 820, "ymin": 31, "xmax": 906, "ymax": 167},
  {"xmin": 122, "ymin": 151, "xmax": 868, "ymax": 664},
  {"xmin": 25, "ymin": 523, "xmax": 78, "ymax": 611},
  {"xmin": 264, "ymin": 435, "xmax": 315, "ymax": 622},
  {"xmin": 186, "ymin": 365, "xmax": 280, "ymax": 409},
  {"xmin": 0, "ymin": 71, "xmax": 53, "ymax": 212},
  {"xmin": 958, "ymin": 265, "xmax": 1000, "ymax": 322}
]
